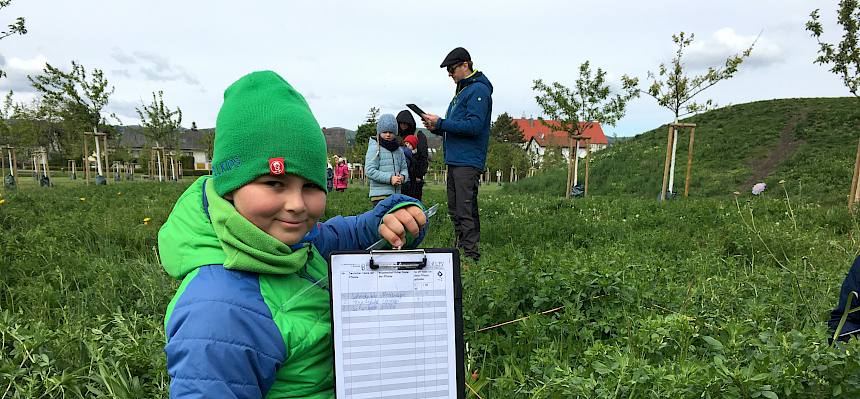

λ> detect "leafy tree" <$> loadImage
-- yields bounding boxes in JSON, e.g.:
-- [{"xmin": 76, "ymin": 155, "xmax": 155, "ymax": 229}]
[
  {"xmin": 645, "ymin": 32, "xmax": 755, "ymax": 121},
  {"xmin": 490, "ymin": 112, "xmax": 524, "ymax": 143},
  {"xmin": 807, "ymin": 1, "xmax": 860, "ymax": 99},
  {"xmin": 347, "ymin": 107, "xmax": 379, "ymax": 164},
  {"xmin": 486, "ymin": 138, "xmax": 530, "ymax": 182},
  {"xmin": 0, "ymin": 91, "xmax": 14, "ymax": 146},
  {"xmin": 533, "ymin": 61, "xmax": 638, "ymax": 197},
  {"xmin": 29, "ymin": 61, "xmax": 116, "ymax": 164},
  {"xmin": 136, "ymin": 90, "xmax": 182, "ymax": 149},
  {"xmin": 645, "ymin": 31, "xmax": 755, "ymax": 197},
  {"xmin": 202, "ymin": 129, "xmax": 215, "ymax": 168},
  {"xmin": 136, "ymin": 91, "xmax": 182, "ymax": 180},
  {"xmin": 540, "ymin": 145, "xmax": 566, "ymax": 170},
  {"xmin": 10, "ymin": 98, "xmax": 44, "ymax": 149}
]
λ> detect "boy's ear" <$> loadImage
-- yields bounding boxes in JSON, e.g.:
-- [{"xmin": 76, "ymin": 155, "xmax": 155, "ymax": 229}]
[{"xmin": 223, "ymin": 191, "xmax": 234, "ymax": 201}]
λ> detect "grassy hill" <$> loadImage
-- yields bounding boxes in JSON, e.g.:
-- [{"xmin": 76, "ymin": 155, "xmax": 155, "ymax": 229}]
[{"xmin": 509, "ymin": 97, "xmax": 860, "ymax": 203}]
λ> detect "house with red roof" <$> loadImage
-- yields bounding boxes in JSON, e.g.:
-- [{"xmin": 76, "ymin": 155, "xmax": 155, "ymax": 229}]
[{"xmin": 513, "ymin": 118, "xmax": 609, "ymax": 165}]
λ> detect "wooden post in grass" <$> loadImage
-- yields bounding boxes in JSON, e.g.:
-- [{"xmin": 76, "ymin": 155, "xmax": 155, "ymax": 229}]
[
  {"xmin": 101, "ymin": 134, "xmax": 109, "ymax": 180},
  {"xmin": 850, "ymin": 137, "xmax": 860, "ymax": 210},
  {"xmin": 684, "ymin": 125, "xmax": 697, "ymax": 198},
  {"xmin": 83, "ymin": 134, "xmax": 90, "ymax": 184},
  {"xmin": 660, "ymin": 123, "xmax": 697, "ymax": 201}
]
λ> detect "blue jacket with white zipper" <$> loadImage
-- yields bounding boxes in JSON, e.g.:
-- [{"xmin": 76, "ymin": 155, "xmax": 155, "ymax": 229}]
[{"xmin": 431, "ymin": 71, "xmax": 493, "ymax": 171}]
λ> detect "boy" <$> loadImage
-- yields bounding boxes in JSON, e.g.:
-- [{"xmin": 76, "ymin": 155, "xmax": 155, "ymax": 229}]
[
  {"xmin": 365, "ymin": 114, "xmax": 409, "ymax": 205},
  {"xmin": 401, "ymin": 134, "xmax": 421, "ymax": 198},
  {"xmin": 403, "ymin": 134, "xmax": 418, "ymax": 157},
  {"xmin": 159, "ymin": 71, "xmax": 427, "ymax": 398}
]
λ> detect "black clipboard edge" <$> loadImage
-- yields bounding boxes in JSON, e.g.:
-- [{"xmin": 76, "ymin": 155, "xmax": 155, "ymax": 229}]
[{"xmin": 328, "ymin": 248, "xmax": 465, "ymax": 399}]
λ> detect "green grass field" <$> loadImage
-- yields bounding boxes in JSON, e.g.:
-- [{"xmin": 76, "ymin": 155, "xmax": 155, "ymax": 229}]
[
  {"xmin": 2, "ymin": 175, "xmax": 860, "ymax": 398},
  {"xmin": 2, "ymin": 97, "xmax": 860, "ymax": 398}
]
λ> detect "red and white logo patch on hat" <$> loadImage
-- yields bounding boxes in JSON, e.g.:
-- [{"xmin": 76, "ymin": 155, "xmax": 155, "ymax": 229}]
[{"xmin": 269, "ymin": 158, "xmax": 285, "ymax": 175}]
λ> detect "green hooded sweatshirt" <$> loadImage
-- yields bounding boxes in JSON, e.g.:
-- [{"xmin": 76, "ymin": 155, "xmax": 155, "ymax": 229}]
[{"xmin": 160, "ymin": 176, "xmax": 334, "ymax": 398}]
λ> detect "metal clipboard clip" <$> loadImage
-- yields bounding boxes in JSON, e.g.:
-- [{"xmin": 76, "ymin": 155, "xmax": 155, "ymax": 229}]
[{"xmin": 368, "ymin": 249, "xmax": 427, "ymax": 270}]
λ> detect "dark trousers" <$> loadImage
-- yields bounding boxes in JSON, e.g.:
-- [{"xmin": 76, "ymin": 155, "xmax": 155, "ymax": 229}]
[
  {"xmin": 403, "ymin": 179, "xmax": 425, "ymax": 201},
  {"xmin": 447, "ymin": 165, "xmax": 481, "ymax": 260}
]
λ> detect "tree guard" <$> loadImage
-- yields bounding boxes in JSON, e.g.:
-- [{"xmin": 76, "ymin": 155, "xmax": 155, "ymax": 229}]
[
  {"xmin": 3, "ymin": 146, "xmax": 17, "ymax": 189},
  {"xmin": 68, "ymin": 160, "xmax": 77, "ymax": 180},
  {"xmin": 566, "ymin": 135, "xmax": 591, "ymax": 198},
  {"xmin": 83, "ymin": 132, "xmax": 109, "ymax": 185},
  {"xmin": 660, "ymin": 123, "xmax": 697, "ymax": 201},
  {"xmin": 150, "ymin": 146, "xmax": 167, "ymax": 182},
  {"xmin": 34, "ymin": 149, "xmax": 51, "ymax": 187}
]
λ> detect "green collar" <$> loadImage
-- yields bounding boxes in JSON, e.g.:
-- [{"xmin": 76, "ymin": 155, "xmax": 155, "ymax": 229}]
[{"xmin": 205, "ymin": 179, "xmax": 312, "ymax": 275}]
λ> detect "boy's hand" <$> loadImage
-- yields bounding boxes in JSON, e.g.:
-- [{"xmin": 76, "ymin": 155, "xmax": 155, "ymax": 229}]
[{"xmin": 379, "ymin": 205, "xmax": 427, "ymax": 249}]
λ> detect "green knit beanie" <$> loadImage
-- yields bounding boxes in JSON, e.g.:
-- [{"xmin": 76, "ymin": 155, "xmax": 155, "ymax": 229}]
[{"xmin": 212, "ymin": 70, "xmax": 328, "ymax": 196}]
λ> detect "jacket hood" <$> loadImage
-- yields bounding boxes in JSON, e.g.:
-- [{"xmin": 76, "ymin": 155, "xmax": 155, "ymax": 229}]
[
  {"xmin": 456, "ymin": 71, "xmax": 493, "ymax": 95},
  {"xmin": 396, "ymin": 110, "xmax": 416, "ymax": 137},
  {"xmin": 158, "ymin": 176, "xmax": 227, "ymax": 279}
]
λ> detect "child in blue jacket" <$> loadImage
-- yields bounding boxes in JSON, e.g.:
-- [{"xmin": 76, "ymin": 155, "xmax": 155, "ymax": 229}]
[
  {"xmin": 364, "ymin": 113, "xmax": 409, "ymax": 205},
  {"xmin": 159, "ymin": 71, "xmax": 427, "ymax": 398}
]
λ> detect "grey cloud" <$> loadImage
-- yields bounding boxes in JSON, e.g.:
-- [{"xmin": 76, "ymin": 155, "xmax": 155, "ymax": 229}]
[
  {"xmin": 106, "ymin": 98, "xmax": 143, "ymax": 124},
  {"xmin": 134, "ymin": 51, "xmax": 200, "ymax": 86},
  {"xmin": 0, "ymin": 70, "xmax": 36, "ymax": 93},
  {"xmin": 110, "ymin": 69, "xmax": 131, "ymax": 78},
  {"xmin": 110, "ymin": 48, "xmax": 136, "ymax": 65},
  {"xmin": 108, "ymin": 48, "xmax": 201, "ymax": 86},
  {"xmin": 683, "ymin": 28, "xmax": 785, "ymax": 70},
  {"xmin": 0, "ymin": 54, "xmax": 46, "ymax": 93}
]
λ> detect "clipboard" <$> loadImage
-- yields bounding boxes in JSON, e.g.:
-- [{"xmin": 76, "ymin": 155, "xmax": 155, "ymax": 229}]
[{"xmin": 329, "ymin": 248, "xmax": 465, "ymax": 399}]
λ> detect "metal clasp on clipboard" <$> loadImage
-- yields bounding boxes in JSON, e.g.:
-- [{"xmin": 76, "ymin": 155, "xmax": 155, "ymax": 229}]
[{"xmin": 368, "ymin": 249, "xmax": 427, "ymax": 270}]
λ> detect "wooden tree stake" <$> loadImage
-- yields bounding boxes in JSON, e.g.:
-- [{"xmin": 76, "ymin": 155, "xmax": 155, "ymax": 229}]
[{"xmin": 851, "ymin": 137, "xmax": 860, "ymax": 210}]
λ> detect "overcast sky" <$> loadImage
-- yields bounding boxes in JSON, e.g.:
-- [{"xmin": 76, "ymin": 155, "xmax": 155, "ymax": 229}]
[{"xmin": 0, "ymin": 0, "xmax": 851, "ymax": 136}]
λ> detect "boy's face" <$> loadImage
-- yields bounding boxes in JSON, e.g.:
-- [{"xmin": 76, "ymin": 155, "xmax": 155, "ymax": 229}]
[
  {"xmin": 225, "ymin": 173, "xmax": 326, "ymax": 245},
  {"xmin": 380, "ymin": 131, "xmax": 395, "ymax": 141},
  {"xmin": 405, "ymin": 142, "xmax": 415, "ymax": 151}
]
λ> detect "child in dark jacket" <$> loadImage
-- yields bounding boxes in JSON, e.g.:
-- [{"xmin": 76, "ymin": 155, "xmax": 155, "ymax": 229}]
[
  {"xmin": 159, "ymin": 71, "xmax": 427, "ymax": 398},
  {"xmin": 829, "ymin": 256, "xmax": 860, "ymax": 342}
]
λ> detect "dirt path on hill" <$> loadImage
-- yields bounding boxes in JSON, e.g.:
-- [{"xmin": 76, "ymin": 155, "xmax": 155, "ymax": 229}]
[{"xmin": 741, "ymin": 111, "xmax": 808, "ymax": 188}]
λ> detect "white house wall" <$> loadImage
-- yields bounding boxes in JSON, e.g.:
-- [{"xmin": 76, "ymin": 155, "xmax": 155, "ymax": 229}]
[{"xmin": 527, "ymin": 140, "xmax": 607, "ymax": 165}]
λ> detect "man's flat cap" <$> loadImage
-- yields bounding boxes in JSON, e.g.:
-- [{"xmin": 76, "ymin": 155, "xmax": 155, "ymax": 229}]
[{"xmin": 440, "ymin": 47, "xmax": 471, "ymax": 68}]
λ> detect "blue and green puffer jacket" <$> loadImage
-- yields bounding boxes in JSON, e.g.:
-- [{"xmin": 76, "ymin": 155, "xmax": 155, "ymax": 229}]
[{"xmin": 159, "ymin": 176, "xmax": 424, "ymax": 398}]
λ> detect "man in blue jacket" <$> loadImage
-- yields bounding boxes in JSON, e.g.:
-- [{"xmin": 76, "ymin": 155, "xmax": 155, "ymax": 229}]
[{"xmin": 422, "ymin": 47, "xmax": 493, "ymax": 262}]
